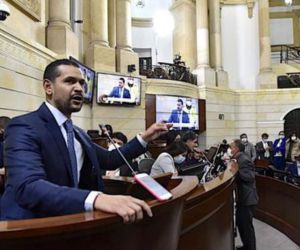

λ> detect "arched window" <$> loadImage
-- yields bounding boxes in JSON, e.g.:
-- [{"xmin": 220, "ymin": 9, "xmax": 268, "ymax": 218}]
[{"xmin": 284, "ymin": 108, "xmax": 300, "ymax": 137}]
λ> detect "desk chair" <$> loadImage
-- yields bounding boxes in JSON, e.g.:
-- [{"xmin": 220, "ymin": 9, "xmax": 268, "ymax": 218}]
[{"xmin": 138, "ymin": 158, "xmax": 155, "ymax": 174}]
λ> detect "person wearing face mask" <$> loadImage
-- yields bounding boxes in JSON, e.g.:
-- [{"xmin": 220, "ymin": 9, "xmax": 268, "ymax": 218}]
[
  {"xmin": 285, "ymin": 132, "xmax": 300, "ymax": 163},
  {"xmin": 272, "ymin": 131, "xmax": 286, "ymax": 171},
  {"xmin": 183, "ymin": 98, "xmax": 197, "ymax": 128},
  {"xmin": 228, "ymin": 139, "xmax": 258, "ymax": 250},
  {"xmin": 180, "ymin": 131, "xmax": 202, "ymax": 166},
  {"xmin": 255, "ymin": 133, "xmax": 273, "ymax": 162},
  {"xmin": 240, "ymin": 133, "xmax": 256, "ymax": 162},
  {"xmin": 150, "ymin": 141, "xmax": 188, "ymax": 177},
  {"xmin": 106, "ymin": 132, "xmax": 127, "ymax": 177},
  {"xmin": 127, "ymin": 77, "xmax": 139, "ymax": 104}
]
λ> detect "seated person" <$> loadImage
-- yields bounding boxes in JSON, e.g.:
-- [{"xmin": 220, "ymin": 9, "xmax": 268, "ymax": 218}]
[
  {"xmin": 109, "ymin": 77, "xmax": 131, "ymax": 99},
  {"xmin": 150, "ymin": 141, "xmax": 188, "ymax": 177},
  {"xmin": 180, "ymin": 131, "xmax": 203, "ymax": 166},
  {"xmin": 106, "ymin": 132, "xmax": 128, "ymax": 176}
]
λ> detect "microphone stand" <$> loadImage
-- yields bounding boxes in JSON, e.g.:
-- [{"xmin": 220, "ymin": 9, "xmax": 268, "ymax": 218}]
[
  {"xmin": 200, "ymin": 143, "xmax": 221, "ymax": 183},
  {"xmin": 98, "ymin": 124, "xmax": 137, "ymax": 176}
]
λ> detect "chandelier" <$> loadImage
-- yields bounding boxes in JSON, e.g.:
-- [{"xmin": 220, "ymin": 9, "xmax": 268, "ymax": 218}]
[
  {"xmin": 284, "ymin": 0, "xmax": 293, "ymax": 6},
  {"xmin": 136, "ymin": 0, "xmax": 145, "ymax": 8}
]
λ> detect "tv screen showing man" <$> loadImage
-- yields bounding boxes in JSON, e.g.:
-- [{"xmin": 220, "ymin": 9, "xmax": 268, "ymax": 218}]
[
  {"xmin": 156, "ymin": 95, "xmax": 199, "ymax": 130},
  {"xmin": 168, "ymin": 99, "xmax": 190, "ymax": 129},
  {"xmin": 97, "ymin": 73, "xmax": 141, "ymax": 105},
  {"xmin": 109, "ymin": 77, "xmax": 131, "ymax": 99}
]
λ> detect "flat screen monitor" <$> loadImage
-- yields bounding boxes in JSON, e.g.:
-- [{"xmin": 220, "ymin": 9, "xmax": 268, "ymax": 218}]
[
  {"xmin": 69, "ymin": 57, "xmax": 95, "ymax": 104},
  {"xmin": 156, "ymin": 95, "xmax": 199, "ymax": 130},
  {"xmin": 97, "ymin": 73, "xmax": 141, "ymax": 106}
]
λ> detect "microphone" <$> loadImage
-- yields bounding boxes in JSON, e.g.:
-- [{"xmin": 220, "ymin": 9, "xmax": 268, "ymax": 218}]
[{"xmin": 98, "ymin": 124, "xmax": 137, "ymax": 176}]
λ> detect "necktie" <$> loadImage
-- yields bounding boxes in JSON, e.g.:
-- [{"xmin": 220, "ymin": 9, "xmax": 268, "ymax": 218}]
[{"xmin": 64, "ymin": 119, "xmax": 78, "ymax": 187}]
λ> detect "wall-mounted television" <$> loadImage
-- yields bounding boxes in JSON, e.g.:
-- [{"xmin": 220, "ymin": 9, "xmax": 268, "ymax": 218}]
[
  {"xmin": 96, "ymin": 73, "xmax": 141, "ymax": 106},
  {"xmin": 146, "ymin": 94, "xmax": 206, "ymax": 133},
  {"xmin": 156, "ymin": 95, "xmax": 199, "ymax": 130},
  {"xmin": 69, "ymin": 57, "xmax": 95, "ymax": 104}
]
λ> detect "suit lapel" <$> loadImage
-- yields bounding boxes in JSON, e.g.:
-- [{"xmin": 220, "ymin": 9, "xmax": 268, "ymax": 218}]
[{"xmin": 38, "ymin": 103, "xmax": 74, "ymax": 184}]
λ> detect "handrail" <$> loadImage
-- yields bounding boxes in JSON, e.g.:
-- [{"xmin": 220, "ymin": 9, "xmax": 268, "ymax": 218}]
[
  {"xmin": 139, "ymin": 63, "xmax": 197, "ymax": 85},
  {"xmin": 272, "ymin": 44, "xmax": 300, "ymax": 64}
]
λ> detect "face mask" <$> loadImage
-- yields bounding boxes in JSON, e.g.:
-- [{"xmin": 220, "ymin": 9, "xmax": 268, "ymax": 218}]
[
  {"xmin": 174, "ymin": 155, "xmax": 186, "ymax": 164},
  {"xmin": 291, "ymin": 136, "xmax": 297, "ymax": 141},
  {"xmin": 241, "ymin": 138, "xmax": 248, "ymax": 143},
  {"xmin": 227, "ymin": 148, "xmax": 233, "ymax": 158},
  {"xmin": 108, "ymin": 143, "xmax": 120, "ymax": 151},
  {"xmin": 279, "ymin": 135, "xmax": 284, "ymax": 139},
  {"xmin": 262, "ymin": 139, "xmax": 268, "ymax": 143}
]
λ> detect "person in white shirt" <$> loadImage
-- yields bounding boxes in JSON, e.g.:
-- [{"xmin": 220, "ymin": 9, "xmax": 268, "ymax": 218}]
[{"xmin": 150, "ymin": 141, "xmax": 188, "ymax": 176}]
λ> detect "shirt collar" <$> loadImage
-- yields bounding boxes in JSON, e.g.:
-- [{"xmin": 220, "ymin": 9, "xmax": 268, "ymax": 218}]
[{"xmin": 45, "ymin": 102, "xmax": 69, "ymax": 127}]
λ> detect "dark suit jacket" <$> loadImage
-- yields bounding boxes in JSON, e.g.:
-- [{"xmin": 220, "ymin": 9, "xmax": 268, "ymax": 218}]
[
  {"xmin": 0, "ymin": 103, "xmax": 145, "ymax": 220},
  {"xmin": 168, "ymin": 110, "xmax": 190, "ymax": 124},
  {"xmin": 109, "ymin": 87, "xmax": 131, "ymax": 99},
  {"xmin": 255, "ymin": 141, "xmax": 273, "ymax": 160},
  {"xmin": 287, "ymin": 162, "xmax": 300, "ymax": 176},
  {"xmin": 233, "ymin": 152, "xmax": 258, "ymax": 206}
]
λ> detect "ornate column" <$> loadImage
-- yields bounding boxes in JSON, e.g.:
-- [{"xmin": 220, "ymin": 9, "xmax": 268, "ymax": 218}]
[
  {"xmin": 108, "ymin": 0, "xmax": 116, "ymax": 48},
  {"xmin": 170, "ymin": 0, "xmax": 197, "ymax": 71},
  {"xmin": 193, "ymin": 0, "xmax": 216, "ymax": 86},
  {"xmin": 116, "ymin": 0, "xmax": 139, "ymax": 74},
  {"xmin": 86, "ymin": 0, "xmax": 116, "ymax": 72},
  {"xmin": 257, "ymin": 0, "xmax": 276, "ymax": 89},
  {"xmin": 209, "ymin": 0, "xmax": 228, "ymax": 87},
  {"xmin": 47, "ymin": 0, "xmax": 79, "ymax": 57}
]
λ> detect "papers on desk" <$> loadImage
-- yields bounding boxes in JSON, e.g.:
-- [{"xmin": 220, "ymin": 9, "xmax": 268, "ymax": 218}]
[{"xmin": 103, "ymin": 97, "xmax": 136, "ymax": 104}]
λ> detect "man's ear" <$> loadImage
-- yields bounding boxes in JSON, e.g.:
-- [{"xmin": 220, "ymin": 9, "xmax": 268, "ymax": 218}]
[{"xmin": 43, "ymin": 79, "xmax": 53, "ymax": 96}]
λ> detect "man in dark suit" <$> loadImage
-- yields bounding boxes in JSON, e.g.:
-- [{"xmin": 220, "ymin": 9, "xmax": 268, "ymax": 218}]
[
  {"xmin": 168, "ymin": 99, "xmax": 190, "ymax": 130},
  {"xmin": 109, "ymin": 77, "xmax": 131, "ymax": 99},
  {"xmin": 255, "ymin": 133, "xmax": 273, "ymax": 162},
  {"xmin": 229, "ymin": 139, "xmax": 258, "ymax": 250},
  {"xmin": 0, "ymin": 59, "xmax": 169, "ymax": 222}
]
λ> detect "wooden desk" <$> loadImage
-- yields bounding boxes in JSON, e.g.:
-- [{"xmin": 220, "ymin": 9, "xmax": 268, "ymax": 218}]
[
  {"xmin": 255, "ymin": 175, "xmax": 300, "ymax": 245},
  {"xmin": 179, "ymin": 169, "xmax": 236, "ymax": 250},
  {"xmin": 0, "ymin": 176, "xmax": 198, "ymax": 250},
  {"xmin": 0, "ymin": 170, "xmax": 238, "ymax": 250}
]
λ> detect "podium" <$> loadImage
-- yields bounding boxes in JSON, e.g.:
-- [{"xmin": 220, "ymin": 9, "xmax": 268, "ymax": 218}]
[{"xmin": 0, "ymin": 176, "xmax": 198, "ymax": 250}]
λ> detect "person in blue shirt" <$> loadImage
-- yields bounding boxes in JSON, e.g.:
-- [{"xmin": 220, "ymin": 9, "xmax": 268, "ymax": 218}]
[{"xmin": 272, "ymin": 131, "xmax": 286, "ymax": 171}]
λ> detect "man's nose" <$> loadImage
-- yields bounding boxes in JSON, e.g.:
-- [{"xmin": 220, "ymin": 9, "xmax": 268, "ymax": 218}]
[{"xmin": 74, "ymin": 81, "xmax": 84, "ymax": 91}]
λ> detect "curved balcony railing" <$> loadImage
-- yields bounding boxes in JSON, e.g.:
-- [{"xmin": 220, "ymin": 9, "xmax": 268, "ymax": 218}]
[{"xmin": 140, "ymin": 62, "xmax": 197, "ymax": 85}]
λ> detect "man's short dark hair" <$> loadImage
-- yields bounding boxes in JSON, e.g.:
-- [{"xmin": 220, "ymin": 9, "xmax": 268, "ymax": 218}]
[
  {"xmin": 233, "ymin": 139, "xmax": 245, "ymax": 152},
  {"xmin": 240, "ymin": 133, "xmax": 247, "ymax": 139},
  {"xmin": 261, "ymin": 133, "xmax": 269, "ymax": 138},
  {"xmin": 112, "ymin": 132, "xmax": 128, "ymax": 144},
  {"xmin": 182, "ymin": 131, "xmax": 197, "ymax": 142},
  {"xmin": 177, "ymin": 99, "xmax": 183, "ymax": 105},
  {"xmin": 119, "ymin": 77, "xmax": 125, "ymax": 83},
  {"xmin": 43, "ymin": 59, "xmax": 80, "ymax": 82}
]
